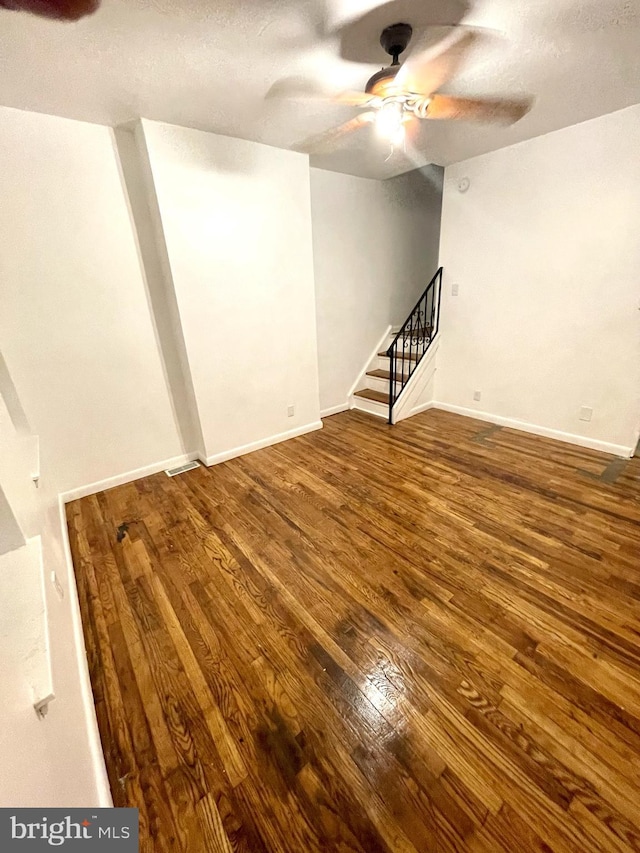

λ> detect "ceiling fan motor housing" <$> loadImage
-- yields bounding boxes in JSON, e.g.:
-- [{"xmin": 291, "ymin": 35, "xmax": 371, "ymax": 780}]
[
  {"xmin": 365, "ymin": 23, "xmax": 413, "ymax": 96},
  {"xmin": 380, "ymin": 22, "xmax": 413, "ymax": 59}
]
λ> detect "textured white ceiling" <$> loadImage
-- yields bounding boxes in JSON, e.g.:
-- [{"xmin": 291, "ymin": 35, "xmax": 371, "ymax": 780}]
[{"xmin": 0, "ymin": 0, "xmax": 638, "ymax": 178}]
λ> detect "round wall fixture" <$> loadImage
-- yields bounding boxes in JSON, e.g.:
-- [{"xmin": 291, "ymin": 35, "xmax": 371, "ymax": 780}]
[{"xmin": 458, "ymin": 176, "xmax": 470, "ymax": 193}]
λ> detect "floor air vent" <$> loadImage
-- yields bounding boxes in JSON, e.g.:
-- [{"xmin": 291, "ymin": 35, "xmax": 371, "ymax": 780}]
[{"xmin": 165, "ymin": 461, "xmax": 200, "ymax": 477}]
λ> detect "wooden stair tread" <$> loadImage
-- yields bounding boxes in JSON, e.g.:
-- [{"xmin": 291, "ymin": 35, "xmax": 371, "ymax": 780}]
[
  {"xmin": 354, "ymin": 388, "xmax": 387, "ymax": 404},
  {"xmin": 366, "ymin": 369, "xmax": 405, "ymax": 381},
  {"xmin": 378, "ymin": 350, "xmax": 419, "ymax": 361}
]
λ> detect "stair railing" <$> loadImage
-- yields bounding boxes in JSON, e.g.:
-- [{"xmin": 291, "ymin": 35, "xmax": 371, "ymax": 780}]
[{"xmin": 386, "ymin": 266, "xmax": 442, "ymax": 424}]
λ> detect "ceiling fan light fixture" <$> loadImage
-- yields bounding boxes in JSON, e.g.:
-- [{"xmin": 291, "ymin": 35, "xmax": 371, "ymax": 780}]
[
  {"xmin": 283, "ymin": 20, "xmax": 532, "ymax": 159},
  {"xmin": 376, "ymin": 101, "xmax": 404, "ymax": 142},
  {"xmin": 365, "ymin": 65, "xmax": 401, "ymax": 97}
]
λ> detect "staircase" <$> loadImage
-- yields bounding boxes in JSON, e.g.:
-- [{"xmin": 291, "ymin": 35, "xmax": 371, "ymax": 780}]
[
  {"xmin": 352, "ymin": 334, "xmax": 417, "ymax": 419},
  {"xmin": 352, "ymin": 267, "xmax": 442, "ymax": 423}
]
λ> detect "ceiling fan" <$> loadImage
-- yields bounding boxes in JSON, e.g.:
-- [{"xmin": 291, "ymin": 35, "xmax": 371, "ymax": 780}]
[{"xmin": 269, "ymin": 23, "xmax": 533, "ymax": 154}]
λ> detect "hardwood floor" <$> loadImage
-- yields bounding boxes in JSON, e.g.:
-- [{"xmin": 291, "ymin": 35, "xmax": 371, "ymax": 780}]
[{"xmin": 67, "ymin": 409, "xmax": 640, "ymax": 852}]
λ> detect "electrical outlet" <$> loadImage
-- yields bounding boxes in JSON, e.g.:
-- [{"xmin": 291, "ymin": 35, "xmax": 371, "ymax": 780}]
[
  {"xmin": 579, "ymin": 406, "xmax": 593, "ymax": 422},
  {"xmin": 287, "ymin": 405, "xmax": 295, "ymax": 417},
  {"xmin": 452, "ymin": 283, "xmax": 459, "ymax": 296},
  {"xmin": 473, "ymin": 390, "xmax": 481, "ymax": 402}
]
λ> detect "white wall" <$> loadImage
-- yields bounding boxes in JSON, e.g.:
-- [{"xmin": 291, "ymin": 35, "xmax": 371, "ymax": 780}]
[
  {"xmin": 138, "ymin": 120, "xmax": 322, "ymax": 462},
  {"xmin": 310, "ymin": 166, "xmax": 443, "ymax": 414},
  {"xmin": 0, "ymin": 104, "xmax": 189, "ymax": 806},
  {"xmin": 0, "ymin": 107, "xmax": 184, "ymax": 494},
  {"xmin": 437, "ymin": 104, "xmax": 640, "ymax": 455},
  {"xmin": 0, "ymin": 374, "xmax": 29, "ymax": 554}
]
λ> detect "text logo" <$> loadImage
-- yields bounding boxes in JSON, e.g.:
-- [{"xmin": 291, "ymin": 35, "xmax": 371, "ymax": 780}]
[{"xmin": 1, "ymin": 809, "xmax": 138, "ymax": 850}]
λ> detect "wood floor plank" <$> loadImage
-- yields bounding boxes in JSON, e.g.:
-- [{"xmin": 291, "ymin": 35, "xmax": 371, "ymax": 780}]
[{"xmin": 68, "ymin": 408, "xmax": 640, "ymax": 852}]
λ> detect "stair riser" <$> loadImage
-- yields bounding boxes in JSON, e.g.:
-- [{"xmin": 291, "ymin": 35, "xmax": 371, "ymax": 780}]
[
  {"xmin": 376, "ymin": 356, "xmax": 413, "ymax": 374},
  {"xmin": 366, "ymin": 375, "xmax": 391, "ymax": 395},
  {"xmin": 352, "ymin": 397, "xmax": 388, "ymax": 419}
]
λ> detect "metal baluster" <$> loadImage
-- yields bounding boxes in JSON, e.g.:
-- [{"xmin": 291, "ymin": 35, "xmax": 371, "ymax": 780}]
[
  {"xmin": 388, "ymin": 345, "xmax": 395, "ymax": 424},
  {"xmin": 386, "ymin": 267, "xmax": 443, "ymax": 424},
  {"xmin": 430, "ymin": 282, "xmax": 434, "ymax": 337},
  {"xmin": 411, "ymin": 309, "xmax": 416, "ymax": 374},
  {"xmin": 401, "ymin": 326, "xmax": 406, "ymax": 404}
]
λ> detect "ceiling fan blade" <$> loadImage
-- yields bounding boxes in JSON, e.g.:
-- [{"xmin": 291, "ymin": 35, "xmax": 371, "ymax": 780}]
[
  {"xmin": 395, "ymin": 27, "xmax": 488, "ymax": 95},
  {"xmin": 425, "ymin": 94, "xmax": 532, "ymax": 124},
  {"xmin": 266, "ymin": 77, "xmax": 373, "ymax": 107},
  {"xmin": 404, "ymin": 115, "xmax": 423, "ymax": 145},
  {"xmin": 0, "ymin": 0, "xmax": 99, "ymax": 19},
  {"xmin": 294, "ymin": 112, "xmax": 376, "ymax": 154}
]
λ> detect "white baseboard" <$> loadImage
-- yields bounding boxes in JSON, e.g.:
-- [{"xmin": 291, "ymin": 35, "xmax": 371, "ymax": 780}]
[
  {"xmin": 58, "ymin": 495, "xmax": 113, "ymax": 807},
  {"xmin": 320, "ymin": 403, "xmax": 349, "ymax": 418},
  {"xmin": 59, "ymin": 451, "xmax": 204, "ymax": 504},
  {"xmin": 60, "ymin": 422, "xmax": 327, "ymax": 499},
  {"xmin": 204, "ymin": 420, "xmax": 323, "ymax": 466},
  {"xmin": 409, "ymin": 400, "xmax": 436, "ymax": 417},
  {"xmin": 432, "ymin": 402, "xmax": 634, "ymax": 458}
]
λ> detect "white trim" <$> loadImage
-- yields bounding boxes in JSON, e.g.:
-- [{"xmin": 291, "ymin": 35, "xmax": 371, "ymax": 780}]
[
  {"xmin": 320, "ymin": 403, "xmax": 349, "ymax": 418},
  {"xmin": 58, "ymin": 495, "xmax": 113, "ymax": 807},
  {"xmin": 59, "ymin": 452, "xmax": 203, "ymax": 503},
  {"xmin": 351, "ymin": 397, "xmax": 388, "ymax": 419},
  {"xmin": 204, "ymin": 421, "xmax": 323, "ymax": 466},
  {"xmin": 347, "ymin": 325, "xmax": 392, "ymax": 399},
  {"xmin": 432, "ymin": 402, "xmax": 634, "ymax": 458},
  {"xmin": 408, "ymin": 400, "xmax": 436, "ymax": 417},
  {"xmin": 392, "ymin": 337, "xmax": 440, "ymax": 424}
]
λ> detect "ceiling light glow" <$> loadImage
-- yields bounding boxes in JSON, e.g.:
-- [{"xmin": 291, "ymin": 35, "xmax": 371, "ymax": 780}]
[{"xmin": 376, "ymin": 101, "xmax": 404, "ymax": 144}]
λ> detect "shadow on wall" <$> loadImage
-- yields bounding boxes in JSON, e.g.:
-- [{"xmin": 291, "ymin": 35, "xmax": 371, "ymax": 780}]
[
  {"xmin": 113, "ymin": 125, "xmax": 206, "ymax": 460},
  {"xmin": 0, "ymin": 485, "xmax": 24, "ymax": 556},
  {"xmin": 382, "ymin": 164, "xmax": 444, "ymax": 209},
  {"xmin": 0, "ymin": 352, "xmax": 28, "ymax": 555},
  {"xmin": 382, "ymin": 163, "xmax": 445, "ymax": 317},
  {"xmin": 0, "ymin": 351, "xmax": 30, "ymax": 436}
]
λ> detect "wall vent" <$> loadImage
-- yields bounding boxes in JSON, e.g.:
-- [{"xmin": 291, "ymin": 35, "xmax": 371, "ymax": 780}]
[{"xmin": 165, "ymin": 461, "xmax": 200, "ymax": 477}]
